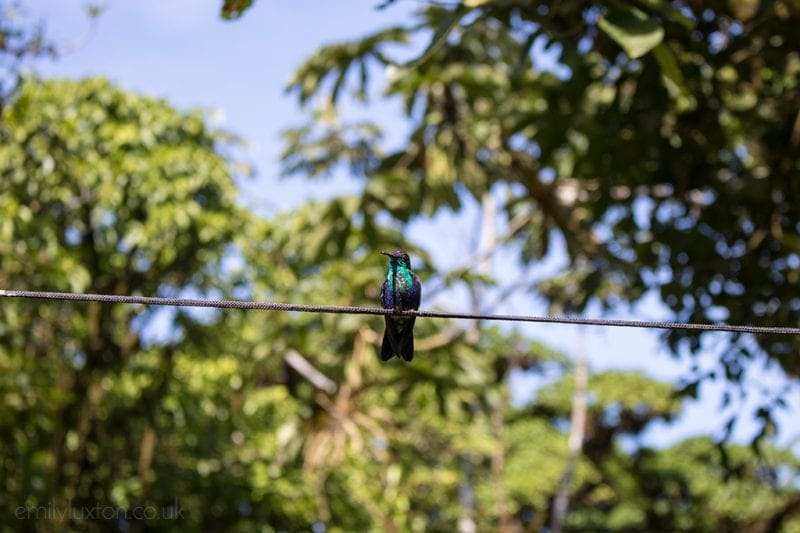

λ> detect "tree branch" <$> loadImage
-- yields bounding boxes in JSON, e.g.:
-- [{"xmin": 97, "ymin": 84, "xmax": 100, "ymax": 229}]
[
  {"xmin": 285, "ymin": 349, "xmax": 337, "ymax": 394},
  {"xmin": 551, "ymin": 326, "xmax": 588, "ymax": 533}
]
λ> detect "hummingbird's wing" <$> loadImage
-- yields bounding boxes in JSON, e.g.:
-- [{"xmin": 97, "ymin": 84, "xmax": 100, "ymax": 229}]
[
  {"xmin": 410, "ymin": 274, "xmax": 422, "ymax": 310},
  {"xmin": 380, "ymin": 279, "xmax": 399, "ymax": 360},
  {"xmin": 397, "ymin": 275, "xmax": 420, "ymax": 361},
  {"xmin": 381, "ymin": 316, "xmax": 398, "ymax": 361}
]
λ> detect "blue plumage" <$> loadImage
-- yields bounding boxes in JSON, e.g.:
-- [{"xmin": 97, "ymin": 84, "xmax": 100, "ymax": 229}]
[{"xmin": 379, "ymin": 250, "xmax": 421, "ymax": 362}]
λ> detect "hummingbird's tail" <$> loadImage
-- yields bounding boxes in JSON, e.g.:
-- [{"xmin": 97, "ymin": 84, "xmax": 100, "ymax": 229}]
[
  {"xmin": 381, "ymin": 316, "xmax": 415, "ymax": 362},
  {"xmin": 399, "ymin": 332, "xmax": 414, "ymax": 362}
]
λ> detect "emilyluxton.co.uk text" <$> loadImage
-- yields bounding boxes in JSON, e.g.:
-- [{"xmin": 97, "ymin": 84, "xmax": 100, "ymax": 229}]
[{"xmin": 14, "ymin": 499, "xmax": 184, "ymax": 521}]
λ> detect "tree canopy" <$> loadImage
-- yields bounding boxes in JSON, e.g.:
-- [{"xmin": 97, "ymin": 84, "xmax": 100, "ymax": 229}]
[{"xmin": 278, "ymin": 0, "xmax": 800, "ymax": 383}]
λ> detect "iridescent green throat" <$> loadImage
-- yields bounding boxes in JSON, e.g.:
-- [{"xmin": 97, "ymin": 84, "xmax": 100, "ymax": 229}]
[{"xmin": 385, "ymin": 261, "xmax": 413, "ymax": 291}]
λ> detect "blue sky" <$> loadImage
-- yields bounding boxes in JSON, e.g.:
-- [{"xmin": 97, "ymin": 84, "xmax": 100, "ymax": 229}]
[{"xmin": 24, "ymin": 0, "xmax": 798, "ymax": 451}]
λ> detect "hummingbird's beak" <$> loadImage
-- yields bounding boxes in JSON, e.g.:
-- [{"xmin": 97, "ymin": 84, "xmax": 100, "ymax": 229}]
[{"xmin": 380, "ymin": 251, "xmax": 392, "ymax": 257}]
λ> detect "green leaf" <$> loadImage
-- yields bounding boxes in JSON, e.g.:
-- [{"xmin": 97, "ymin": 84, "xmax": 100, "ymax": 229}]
[
  {"xmin": 220, "ymin": 0, "xmax": 254, "ymax": 19},
  {"xmin": 402, "ymin": 6, "xmax": 467, "ymax": 69},
  {"xmin": 598, "ymin": 6, "xmax": 664, "ymax": 59},
  {"xmin": 652, "ymin": 43, "xmax": 695, "ymax": 111}
]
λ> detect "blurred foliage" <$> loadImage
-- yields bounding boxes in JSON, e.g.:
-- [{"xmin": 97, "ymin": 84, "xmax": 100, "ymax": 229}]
[
  {"xmin": 0, "ymin": 1, "xmax": 105, "ymax": 102},
  {"xmin": 0, "ymin": 1, "xmax": 58, "ymax": 100},
  {"xmin": 0, "ymin": 76, "xmax": 797, "ymax": 530},
  {"xmin": 280, "ymin": 0, "xmax": 800, "ymax": 392},
  {"xmin": 220, "ymin": 0, "xmax": 255, "ymax": 20}
]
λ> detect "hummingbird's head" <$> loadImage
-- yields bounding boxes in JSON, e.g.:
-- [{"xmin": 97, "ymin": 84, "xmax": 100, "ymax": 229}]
[{"xmin": 381, "ymin": 249, "xmax": 411, "ymax": 269}]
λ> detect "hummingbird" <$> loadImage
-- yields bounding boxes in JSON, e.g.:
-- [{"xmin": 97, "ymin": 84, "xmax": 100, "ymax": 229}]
[{"xmin": 380, "ymin": 250, "xmax": 422, "ymax": 362}]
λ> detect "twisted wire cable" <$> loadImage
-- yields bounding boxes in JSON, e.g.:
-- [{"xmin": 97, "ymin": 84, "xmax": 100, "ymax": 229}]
[{"xmin": 2, "ymin": 289, "xmax": 798, "ymax": 335}]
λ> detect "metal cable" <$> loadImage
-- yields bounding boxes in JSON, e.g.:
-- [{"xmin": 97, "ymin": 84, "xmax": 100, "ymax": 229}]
[{"xmin": 1, "ymin": 288, "xmax": 799, "ymax": 335}]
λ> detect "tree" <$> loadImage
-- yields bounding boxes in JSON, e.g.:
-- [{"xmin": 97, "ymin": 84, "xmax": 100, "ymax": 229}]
[
  {"xmin": 505, "ymin": 371, "xmax": 800, "ymax": 531},
  {"xmin": 0, "ymin": 77, "xmax": 247, "ymax": 528},
  {"xmin": 276, "ymin": 0, "xmax": 800, "ymax": 439}
]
